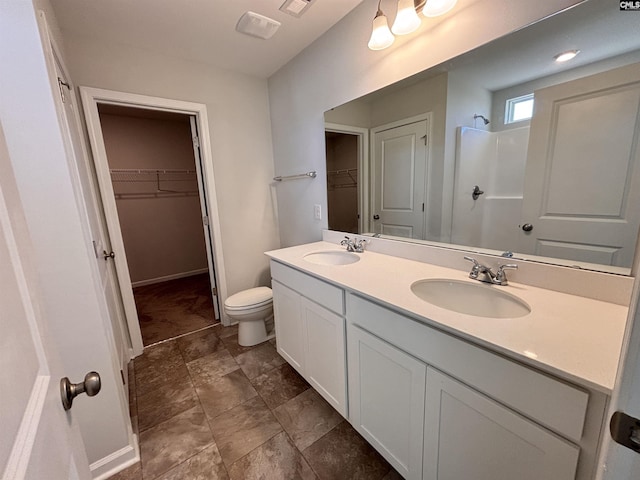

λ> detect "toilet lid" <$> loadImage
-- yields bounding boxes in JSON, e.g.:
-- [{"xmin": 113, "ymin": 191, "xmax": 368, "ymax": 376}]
[{"xmin": 225, "ymin": 286, "xmax": 272, "ymax": 309}]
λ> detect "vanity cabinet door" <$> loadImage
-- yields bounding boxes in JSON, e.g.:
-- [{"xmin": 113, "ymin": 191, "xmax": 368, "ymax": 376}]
[
  {"xmin": 423, "ymin": 368, "xmax": 580, "ymax": 480},
  {"xmin": 302, "ymin": 298, "xmax": 346, "ymax": 416},
  {"xmin": 348, "ymin": 323, "xmax": 426, "ymax": 480},
  {"xmin": 272, "ymin": 280, "xmax": 305, "ymax": 374}
]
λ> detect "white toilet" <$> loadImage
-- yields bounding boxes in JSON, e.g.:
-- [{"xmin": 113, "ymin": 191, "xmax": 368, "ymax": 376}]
[{"xmin": 224, "ymin": 287, "xmax": 274, "ymax": 347}]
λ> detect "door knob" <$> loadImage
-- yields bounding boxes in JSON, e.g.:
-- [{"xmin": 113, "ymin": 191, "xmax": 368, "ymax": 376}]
[
  {"xmin": 103, "ymin": 250, "xmax": 115, "ymax": 260},
  {"xmin": 60, "ymin": 371, "xmax": 101, "ymax": 411},
  {"xmin": 521, "ymin": 223, "xmax": 533, "ymax": 232},
  {"xmin": 373, "ymin": 214, "xmax": 380, "ymax": 220}
]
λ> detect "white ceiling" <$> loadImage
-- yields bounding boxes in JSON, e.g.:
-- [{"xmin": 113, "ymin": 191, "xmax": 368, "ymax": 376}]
[{"xmin": 51, "ymin": 0, "xmax": 364, "ymax": 78}]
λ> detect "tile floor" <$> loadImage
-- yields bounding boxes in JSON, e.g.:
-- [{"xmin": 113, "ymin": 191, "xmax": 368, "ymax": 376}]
[
  {"xmin": 112, "ymin": 324, "xmax": 402, "ymax": 480},
  {"xmin": 134, "ymin": 274, "xmax": 216, "ymax": 346}
]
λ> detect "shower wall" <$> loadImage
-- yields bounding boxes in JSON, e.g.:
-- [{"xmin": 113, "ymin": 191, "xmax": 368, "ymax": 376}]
[{"xmin": 451, "ymin": 126, "xmax": 529, "ymax": 251}]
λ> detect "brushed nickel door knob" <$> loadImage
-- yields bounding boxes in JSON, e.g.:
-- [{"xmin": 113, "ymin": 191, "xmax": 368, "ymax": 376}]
[{"xmin": 60, "ymin": 371, "xmax": 101, "ymax": 411}]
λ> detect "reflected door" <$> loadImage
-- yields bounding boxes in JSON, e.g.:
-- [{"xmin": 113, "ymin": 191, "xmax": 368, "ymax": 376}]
[
  {"xmin": 520, "ymin": 63, "xmax": 640, "ymax": 267},
  {"xmin": 372, "ymin": 120, "xmax": 428, "ymax": 239}
]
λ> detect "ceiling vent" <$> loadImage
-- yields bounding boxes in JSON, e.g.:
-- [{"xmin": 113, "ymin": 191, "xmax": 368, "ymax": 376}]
[
  {"xmin": 279, "ymin": 0, "xmax": 314, "ymax": 18},
  {"xmin": 236, "ymin": 12, "xmax": 281, "ymax": 40}
]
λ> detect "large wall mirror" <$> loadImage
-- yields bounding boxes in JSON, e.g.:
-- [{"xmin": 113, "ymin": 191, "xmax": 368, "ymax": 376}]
[{"xmin": 324, "ymin": 0, "xmax": 640, "ymax": 275}]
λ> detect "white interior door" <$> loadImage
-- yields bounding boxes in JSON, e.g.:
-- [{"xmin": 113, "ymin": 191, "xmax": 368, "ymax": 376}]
[
  {"xmin": 0, "ymin": 123, "xmax": 90, "ymax": 480},
  {"xmin": 50, "ymin": 42, "xmax": 132, "ymax": 401},
  {"xmin": 372, "ymin": 120, "xmax": 428, "ymax": 239},
  {"xmin": 520, "ymin": 62, "xmax": 640, "ymax": 267},
  {"xmin": 190, "ymin": 116, "xmax": 220, "ymax": 320}
]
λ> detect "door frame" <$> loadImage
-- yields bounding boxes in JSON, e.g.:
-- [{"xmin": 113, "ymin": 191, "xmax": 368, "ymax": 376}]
[
  {"xmin": 324, "ymin": 123, "xmax": 369, "ymax": 233},
  {"xmin": 80, "ymin": 88, "xmax": 230, "ymax": 354},
  {"xmin": 370, "ymin": 113, "xmax": 432, "ymax": 239}
]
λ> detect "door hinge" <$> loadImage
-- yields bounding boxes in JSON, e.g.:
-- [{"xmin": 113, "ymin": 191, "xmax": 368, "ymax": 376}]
[
  {"xmin": 421, "ymin": 134, "xmax": 427, "ymax": 145},
  {"xmin": 203, "ymin": 215, "xmax": 209, "ymax": 226},
  {"xmin": 610, "ymin": 411, "xmax": 640, "ymax": 453},
  {"xmin": 57, "ymin": 77, "xmax": 70, "ymax": 102},
  {"xmin": 192, "ymin": 135, "xmax": 200, "ymax": 148},
  {"xmin": 120, "ymin": 369, "xmax": 126, "ymax": 386},
  {"xmin": 212, "ymin": 287, "xmax": 218, "ymax": 297},
  {"xmin": 422, "ymin": 203, "xmax": 425, "ymax": 212}
]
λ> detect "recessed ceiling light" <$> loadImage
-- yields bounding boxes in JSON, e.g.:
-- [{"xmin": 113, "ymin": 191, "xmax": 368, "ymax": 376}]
[{"xmin": 554, "ymin": 49, "xmax": 580, "ymax": 63}]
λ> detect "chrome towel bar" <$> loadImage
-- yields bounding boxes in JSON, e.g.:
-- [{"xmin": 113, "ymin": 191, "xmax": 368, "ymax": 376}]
[{"xmin": 273, "ymin": 171, "xmax": 317, "ymax": 182}]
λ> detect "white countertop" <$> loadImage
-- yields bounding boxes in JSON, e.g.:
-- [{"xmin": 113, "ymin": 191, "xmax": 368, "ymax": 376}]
[{"xmin": 266, "ymin": 241, "xmax": 629, "ymax": 394}]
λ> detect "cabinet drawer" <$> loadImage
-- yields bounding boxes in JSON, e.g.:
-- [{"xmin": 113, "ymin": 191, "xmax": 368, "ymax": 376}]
[
  {"xmin": 347, "ymin": 293, "xmax": 588, "ymax": 443},
  {"xmin": 271, "ymin": 260, "xmax": 344, "ymax": 314}
]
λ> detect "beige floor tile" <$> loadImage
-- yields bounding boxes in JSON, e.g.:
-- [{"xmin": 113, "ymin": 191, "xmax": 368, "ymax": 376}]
[
  {"xmin": 196, "ymin": 369, "xmax": 258, "ymax": 419},
  {"xmin": 154, "ymin": 444, "xmax": 229, "ymax": 480},
  {"xmin": 302, "ymin": 421, "xmax": 391, "ymax": 480},
  {"xmin": 220, "ymin": 334, "xmax": 259, "ymax": 357},
  {"xmin": 139, "ymin": 405, "xmax": 214, "ymax": 479},
  {"xmin": 235, "ymin": 343, "xmax": 286, "ymax": 379},
  {"xmin": 228, "ymin": 432, "xmax": 316, "ymax": 480},
  {"xmin": 252, "ymin": 363, "xmax": 309, "ymax": 410},
  {"xmin": 177, "ymin": 327, "xmax": 225, "ymax": 363},
  {"xmin": 137, "ymin": 374, "xmax": 199, "ymax": 432},
  {"xmin": 209, "ymin": 396, "xmax": 282, "ymax": 467},
  {"xmin": 274, "ymin": 388, "xmax": 343, "ymax": 451},
  {"xmin": 187, "ymin": 349, "xmax": 239, "ymax": 385}
]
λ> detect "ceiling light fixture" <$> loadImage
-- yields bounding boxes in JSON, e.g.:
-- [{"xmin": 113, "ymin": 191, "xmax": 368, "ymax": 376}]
[
  {"xmin": 554, "ymin": 49, "xmax": 580, "ymax": 63},
  {"xmin": 368, "ymin": 1, "xmax": 395, "ymax": 50},
  {"xmin": 368, "ymin": 0, "xmax": 458, "ymax": 51},
  {"xmin": 422, "ymin": 0, "xmax": 458, "ymax": 17},
  {"xmin": 392, "ymin": 0, "xmax": 422, "ymax": 35}
]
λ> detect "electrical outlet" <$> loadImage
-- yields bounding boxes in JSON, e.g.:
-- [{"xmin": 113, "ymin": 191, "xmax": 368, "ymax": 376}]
[{"xmin": 314, "ymin": 204, "xmax": 322, "ymax": 220}]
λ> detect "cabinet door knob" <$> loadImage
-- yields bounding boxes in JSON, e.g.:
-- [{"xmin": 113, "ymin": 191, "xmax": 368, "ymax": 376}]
[
  {"xmin": 521, "ymin": 223, "xmax": 533, "ymax": 232},
  {"xmin": 373, "ymin": 214, "xmax": 380, "ymax": 220}
]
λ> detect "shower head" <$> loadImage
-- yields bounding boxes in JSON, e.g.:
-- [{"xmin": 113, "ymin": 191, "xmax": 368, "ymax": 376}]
[{"xmin": 474, "ymin": 114, "xmax": 490, "ymax": 125}]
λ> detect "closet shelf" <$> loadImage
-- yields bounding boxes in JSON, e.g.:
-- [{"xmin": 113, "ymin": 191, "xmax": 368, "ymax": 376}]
[
  {"xmin": 109, "ymin": 168, "xmax": 199, "ymax": 195},
  {"xmin": 327, "ymin": 168, "xmax": 357, "ymax": 190}
]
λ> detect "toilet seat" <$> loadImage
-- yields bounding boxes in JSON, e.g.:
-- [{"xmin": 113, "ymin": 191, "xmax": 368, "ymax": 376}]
[{"xmin": 224, "ymin": 287, "xmax": 272, "ymax": 310}]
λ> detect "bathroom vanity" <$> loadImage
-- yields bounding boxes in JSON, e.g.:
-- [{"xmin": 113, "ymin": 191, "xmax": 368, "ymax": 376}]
[{"xmin": 265, "ymin": 233, "xmax": 630, "ymax": 480}]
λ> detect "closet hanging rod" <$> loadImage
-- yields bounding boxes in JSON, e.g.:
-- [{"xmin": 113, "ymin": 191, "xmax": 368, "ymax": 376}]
[{"xmin": 273, "ymin": 171, "xmax": 317, "ymax": 182}]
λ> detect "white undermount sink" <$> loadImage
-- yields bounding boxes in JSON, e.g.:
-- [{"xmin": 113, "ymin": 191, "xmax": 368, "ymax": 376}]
[
  {"xmin": 410, "ymin": 279, "xmax": 531, "ymax": 318},
  {"xmin": 303, "ymin": 250, "xmax": 361, "ymax": 266}
]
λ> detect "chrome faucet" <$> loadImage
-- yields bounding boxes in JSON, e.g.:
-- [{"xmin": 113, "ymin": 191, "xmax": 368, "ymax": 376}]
[
  {"xmin": 464, "ymin": 256, "xmax": 518, "ymax": 286},
  {"xmin": 341, "ymin": 236, "xmax": 366, "ymax": 253}
]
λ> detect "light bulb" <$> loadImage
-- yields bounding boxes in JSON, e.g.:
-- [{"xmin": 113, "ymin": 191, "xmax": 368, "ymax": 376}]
[
  {"xmin": 368, "ymin": 10, "xmax": 395, "ymax": 50},
  {"xmin": 392, "ymin": 0, "xmax": 421, "ymax": 36},
  {"xmin": 422, "ymin": 0, "xmax": 457, "ymax": 17},
  {"xmin": 554, "ymin": 50, "xmax": 580, "ymax": 63}
]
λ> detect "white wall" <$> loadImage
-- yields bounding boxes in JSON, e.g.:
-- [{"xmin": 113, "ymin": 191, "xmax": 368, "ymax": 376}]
[
  {"xmin": 0, "ymin": 0, "xmax": 131, "ymax": 469},
  {"xmin": 61, "ymin": 32, "xmax": 280, "ymax": 295},
  {"xmin": 268, "ymin": 0, "xmax": 580, "ymax": 247},
  {"xmin": 100, "ymin": 113, "xmax": 208, "ymax": 284}
]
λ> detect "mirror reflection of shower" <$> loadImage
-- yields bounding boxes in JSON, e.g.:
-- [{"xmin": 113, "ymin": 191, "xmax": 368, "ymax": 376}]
[{"xmin": 325, "ymin": 131, "xmax": 359, "ymax": 233}]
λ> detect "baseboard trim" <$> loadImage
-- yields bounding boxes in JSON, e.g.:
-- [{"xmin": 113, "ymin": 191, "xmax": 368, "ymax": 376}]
[
  {"xmin": 90, "ymin": 435, "xmax": 139, "ymax": 480},
  {"xmin": 131, "ymin": 268, "xmax": 209, "ymax": 288}
]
